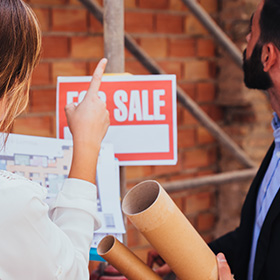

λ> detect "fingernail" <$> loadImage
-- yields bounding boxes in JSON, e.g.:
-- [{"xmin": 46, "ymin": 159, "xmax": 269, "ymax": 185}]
[
  {"xmin": 217, "ymin": 253, "xmax": 227, "ymax": 263},
  {"xmin": 101, "ymin": 58, "xmax": 108, "ymax": 65}
]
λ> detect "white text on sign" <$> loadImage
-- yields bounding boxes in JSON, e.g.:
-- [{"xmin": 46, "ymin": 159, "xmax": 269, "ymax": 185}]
[{"xmin": 66, "ymin": 89, "xmax": 166, "ymax": 122}]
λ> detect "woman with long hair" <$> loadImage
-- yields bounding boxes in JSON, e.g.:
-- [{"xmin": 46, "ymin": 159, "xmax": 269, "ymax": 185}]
[{"xmin": 0, "ymin": 0, "xmax": 109, "ymax": 279}]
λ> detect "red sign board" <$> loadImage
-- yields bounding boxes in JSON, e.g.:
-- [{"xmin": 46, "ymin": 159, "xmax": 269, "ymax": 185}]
[{"xmin": 57, "ymin": 75, "xmax": 177, "ymax": 166}]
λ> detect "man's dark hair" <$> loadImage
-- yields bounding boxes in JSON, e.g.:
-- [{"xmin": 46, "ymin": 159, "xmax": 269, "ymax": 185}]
[{"xmin": 259, "ymin": 0, "xmax": 280, "ymax": 49}]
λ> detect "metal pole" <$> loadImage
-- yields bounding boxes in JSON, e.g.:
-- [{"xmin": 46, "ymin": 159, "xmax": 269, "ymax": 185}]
[
  {"xmin": 103, "ymin": 0, "xmax": 127, "ymax": 242},
  {"xmin": 181, "ymin": 0, "xmax": 243, "ymax": 68},
  {"xmin": 162, "ymin": 168, "xmax": 257, "ymax": 193},
  {"xmin": 104, "ymin": 0, "xmax": 124, "ymax": 73}
]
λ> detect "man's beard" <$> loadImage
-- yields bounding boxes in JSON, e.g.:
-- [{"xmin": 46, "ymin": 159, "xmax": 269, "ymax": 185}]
[{"xmin": 243, "ymin": 43, "xmax": 273, "ymax": 90}]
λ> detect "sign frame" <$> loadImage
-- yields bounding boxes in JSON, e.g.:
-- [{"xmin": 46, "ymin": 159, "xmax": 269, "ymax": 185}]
[{"xmin": 56, "ymin": 74, "xmax": 177, "ymax": 166}]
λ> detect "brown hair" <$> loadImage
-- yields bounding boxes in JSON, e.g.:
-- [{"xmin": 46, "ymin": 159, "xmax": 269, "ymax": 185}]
[{"xmin": 0, "ymin": 0, "xmax": 42, "ymax": 135}]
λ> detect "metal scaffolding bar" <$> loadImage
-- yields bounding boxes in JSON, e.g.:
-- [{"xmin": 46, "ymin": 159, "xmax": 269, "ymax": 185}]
[
  {"xmin": 104, "ymin": 0, "xmax": 124, "ymax": 73},
  {"xmin": 103, "ymin": 0, "xmax": 127, "ymax": 236},
  {"xmin": 162, "ymin": 168, "xmax": 257, "ymax": 193},
  {"xmin": 181, "ymin": 0, "xmax": 243, "ymax": 68}
]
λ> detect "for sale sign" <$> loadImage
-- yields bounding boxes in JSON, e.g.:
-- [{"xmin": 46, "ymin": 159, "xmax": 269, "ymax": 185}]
[{"xmin": 56, "ymin": 75, "xmax": 177, "ymax": 166}]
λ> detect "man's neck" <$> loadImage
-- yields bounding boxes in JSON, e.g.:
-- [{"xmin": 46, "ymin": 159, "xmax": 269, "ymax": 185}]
[{"xmin": 267, "ymin": 87, "xmax": 280, "ymax": 118}]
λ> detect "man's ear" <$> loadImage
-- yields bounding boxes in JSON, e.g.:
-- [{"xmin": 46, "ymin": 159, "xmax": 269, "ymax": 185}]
[{"xmin": 262, "ymin": 43, "xmax": 277, "ymax": 72}]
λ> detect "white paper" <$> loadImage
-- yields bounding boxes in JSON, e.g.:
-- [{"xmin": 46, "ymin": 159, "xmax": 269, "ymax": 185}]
[{"xmin": 0, "ymin": 134, "xmax": 125, "ymax": 246}]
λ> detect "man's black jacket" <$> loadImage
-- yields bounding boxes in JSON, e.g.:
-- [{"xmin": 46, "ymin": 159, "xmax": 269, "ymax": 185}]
[{"xmin": 209, "ymin": 143, "xmax": 280, "ymax": 280}]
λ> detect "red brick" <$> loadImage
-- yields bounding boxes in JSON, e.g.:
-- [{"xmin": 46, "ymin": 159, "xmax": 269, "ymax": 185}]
[
  {"xmin": 156, "ymin": 14, "xmax": 184, "ymax": 34},
  {"xmin": 199, "ymin": 0, "xmax": 218, "ymax": 13},
  {"xmin": 158, "ymin": 61, "xmax": 182, "ymax": 79},
  {"xmin": 29, "ymin": 89, "xmax": 56, "ymax": 113},
  {"xmin": 184, "ymin": 60, "xmax": 213, "ymax": 81},
  {"xmin": 184, "ymin": 191, "xmax": 213, "ymax": 215},
  {"xmin": 169, "ymin": 38, "xmax": 196, "ymax": 57},
  {"xmin": 201, "ymin": 104, "xmax": 223, "ymax": 121},
  {"xmin": 177, "ymin": 105, "xmax": 184, "ymax": 125},
  {"xmin": 201, "ymin": 233, "xmax": 215, "ymax": 244},
  {"xmin": 12, "ymin": 116, "xmax": 54, "ymax": 137},
  {"xmin": 209, "ymin": 61, "xmax": 217, "ymax": 78},
  {"xmin": 68, "ymin": 0, "xmax": 84, "ymax": 6},
  {"xmin": 31, "ymin": 63, "xmax": 51, "ymax": 86},
  {"xmin": 167, "ymin": 172, "xmax": 197, "ymax": 182},
  {"xmin": 42, "ymin": 36, "xmax": 69, "ymax": 58},
  {"xmin": 125, "ymin": 48, "xmax": 134, "ymax": 59},
  {"xmin": 178, "ymin": 83, "xmax": 196, "ymax": 100},
  {"xmin": 71, "ymin": 36, "xmax": 104, "ymax": 59},
  {"xmin": 188, "ymin": 216, "xmax": 199, "ymax": 229},
  {"xmin": 125, "ymin": 0, "xmax": 137, "ymax": 8},
  {"xmin": 138, "ymin": 0, "xmax": 169, "ymax": 9},
  {"xmin": 185, "ymin": 15, "xmax": 208, "ymax": 35},
  {"xmin": 93, "ymin": 0, "xmax": 102, "ymax": 5},
  {"xmin": 183, "ymin": 148, "xmax": 212, "ymax": 169},
  {"xmin": 52, "ymin": 9, "xmax": 87, "ymax": 32},
  {"xmin": 153, "ymin": 161, "xmax": 182, "ymax": 177},
  {"xmin": 140, "ymin": 37, "xmax": 168, "ymax": 58},
  {"xmin": 89, "ymin": 15, "xmax": 103, "ymax": 33},
  {"xmin": 33, "ymin": 8, "xmax": 50, "ymax": 32},
  {"xmin": 125, "ymin": 12, "xmax": 154, "ymax": 33},
  {"xmin": 170, "ymin": 194, "xmax": 184, "ymax": 210},
  {"xmin": 196, "ymin": 169, "xmax": 216, "ymax": 177},
  {"xmin": 178, "ymin": 128, "xmax": 196, "ymax": 148},
  {"xmin": 169, "ymin": 0, "xmax": 188, "ymax": 11},
  {"xmin": 197, "ymin": 38, "xmax": 216, "ymax": 57},
  {"xmin": 210, "ymin": 146, "xmax": 218, "ymax": 161},
  {"xmin": 197, "ymin": 212, "xmax": 216, "ymax": 231},
  {"xmin": 52, "ymin": 62, "xmax": 87, "ymax": 84},
  {"xmin": 182, "ymin": 109, "xmax": 198, "ymax": 126},
  {"xmin": 197, "ymin": 83, "xmax": 216, "ymax": 103},
  {"xmin": 126, "ymin": 166, "xmax": 153, "ymax": 180},
  {"xmin": 197, "ymin": 127, "xmax": 215, "ymax": 144},
  {"xmin": 29, "ymin": 0, "xmax": 66, "ymax": 4},
  {"xmin": 88, "ymin": 61, "xmax": 99, "ymax": 75},
  {"xmin": 125, "ymin": 60, "xmax": 150, "ymax": 75}
]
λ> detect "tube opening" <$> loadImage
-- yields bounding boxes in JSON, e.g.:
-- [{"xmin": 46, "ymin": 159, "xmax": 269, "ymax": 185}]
[
  {"xmin": 97, "ymin": 235, "xmax": 116, "ymax": 255},
  {"xmin": 122, "ymin": 180, "xmax": 160, "ymax": 215}
]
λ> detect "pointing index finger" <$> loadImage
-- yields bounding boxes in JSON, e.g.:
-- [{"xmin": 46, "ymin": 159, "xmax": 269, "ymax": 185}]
[{"xmin": 86, "ymin": 58, "xmax": 108, "ymax": 99}]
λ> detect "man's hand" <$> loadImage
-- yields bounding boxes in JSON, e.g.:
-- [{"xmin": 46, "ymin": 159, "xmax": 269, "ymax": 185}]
[
  {"xmin": 217, "ymin": 253, "xmax": 234, "ymax": 280},
  {"xmin": 147, "ymin": 250, "xmax": 172, "ymax": 277}
]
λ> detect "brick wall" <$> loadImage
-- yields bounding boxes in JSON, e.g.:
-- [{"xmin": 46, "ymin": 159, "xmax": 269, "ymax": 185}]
[{"xmin": 18, "ymin": 0, "xmax": 268, "ymax": 273}]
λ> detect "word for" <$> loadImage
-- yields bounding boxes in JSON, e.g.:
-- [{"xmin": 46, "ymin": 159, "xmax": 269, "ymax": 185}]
[{"xmin": 67, "ymin": 89, "xmax": 166, "ymax": 122}]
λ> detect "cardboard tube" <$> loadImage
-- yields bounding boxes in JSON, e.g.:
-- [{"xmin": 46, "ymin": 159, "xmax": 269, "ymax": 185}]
[
  {"xmin": 122, "ymin": 180, "xmax": 218, "ymax": 280},
  {"xmin": 97, "ymin": 235, "xmax": 161, "ymax": 280}
]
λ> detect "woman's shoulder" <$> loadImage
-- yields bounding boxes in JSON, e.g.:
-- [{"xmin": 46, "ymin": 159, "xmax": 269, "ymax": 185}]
[
  {"xmin": 0, "ymin": 170, "xmax": 29, "ymax": 182},
  {"xmin": 0, "ymin": 170, "xmax": 47, "ymax": 198}
]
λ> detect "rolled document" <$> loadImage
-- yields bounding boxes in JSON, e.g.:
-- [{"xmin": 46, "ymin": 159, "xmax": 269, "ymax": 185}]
[
  {"xmin": 97, "ymin": 235, "xmax": 162, "ymax": 280},
  {"xmin": 122, "ymin": 180, "xmax": 218, "ymax": 280}
]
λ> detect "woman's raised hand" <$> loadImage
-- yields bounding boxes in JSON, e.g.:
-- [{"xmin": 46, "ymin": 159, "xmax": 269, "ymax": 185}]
[
  {"xmin": 65, "ymin": 58, "xmax": 110, "ymax": 147},
  {"xmin": 65, "ymin": 58, "xmax": 110, "ymax": 184}
]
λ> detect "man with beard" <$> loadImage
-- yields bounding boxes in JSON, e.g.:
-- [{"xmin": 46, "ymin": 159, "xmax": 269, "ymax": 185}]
[
  {"xmin": 210, "ymin": 0, "xmax": 280, "ymax": 279},
  {"xmin": 150, "ymin": 0, "xmax": 280, "ymax": 279}
]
